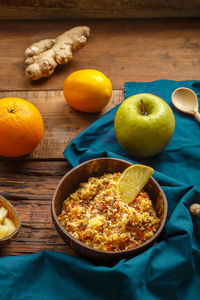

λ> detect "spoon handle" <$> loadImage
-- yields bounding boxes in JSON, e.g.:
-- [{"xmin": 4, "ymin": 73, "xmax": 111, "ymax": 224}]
[{"xmin": 194, "ymin": 112, "xmax": 200, "ymax": 123}]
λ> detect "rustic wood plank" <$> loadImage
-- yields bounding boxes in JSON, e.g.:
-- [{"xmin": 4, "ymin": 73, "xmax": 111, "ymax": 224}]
[
  {"xmin": 0, "ymin": 19, "xmax": 200, "ymax": 91},
  {"xmin": 0, "ymin": 90, "xmax": 123, "ymax": 160},
  {"xmin": 0, "ymin": 160, "xmax": 79, "ymax": 256},
  {"xmin": 1, "ymin": 0, "xmax": 200, "ymax": 19},
  {"xmin": 1, "ymin": 17, "xmax": 200, "ymax": 259}
]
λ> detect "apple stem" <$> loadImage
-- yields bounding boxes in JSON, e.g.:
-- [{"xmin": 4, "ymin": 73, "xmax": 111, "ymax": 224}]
[{"xmin": 140, "ymin": 99, "xmax": 148, "ymax": 116}]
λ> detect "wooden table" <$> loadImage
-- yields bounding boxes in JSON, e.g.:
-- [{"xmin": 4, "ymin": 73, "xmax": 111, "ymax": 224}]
[{"xmin": 0, "ymin": 18, "xmax": 200, "ymax": 257}]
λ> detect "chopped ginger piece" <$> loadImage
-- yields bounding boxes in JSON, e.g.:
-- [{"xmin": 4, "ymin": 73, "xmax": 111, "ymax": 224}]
[
  {"xmin": 0, "ymin": 207, "xmax": 8, "ymax": 224},
  {"xmin": 0, "ymin": 206, "xmax": 16, "ymax": 239},
  {"xmin": 0, "ymin": 224, "xmax": 9, "ymax": 239},
  {"xmin": 4, "ymin": 218, "xmax": 16, "ymax": 236}
]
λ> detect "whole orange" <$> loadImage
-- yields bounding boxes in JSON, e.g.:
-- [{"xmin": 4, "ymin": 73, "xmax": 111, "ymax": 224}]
[
  {"xmin": 0, "ymin": 97, "xmax": 44, "ymax": 157},
  {"xmin": 63, "ymin": 69, "xmax": 112, "ymax": 113}
]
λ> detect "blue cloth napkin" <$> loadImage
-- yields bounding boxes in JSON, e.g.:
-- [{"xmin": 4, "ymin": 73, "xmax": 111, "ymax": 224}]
[{"xmin": 1, "ymin": 80, "xmax": 200, "ymax": 300}]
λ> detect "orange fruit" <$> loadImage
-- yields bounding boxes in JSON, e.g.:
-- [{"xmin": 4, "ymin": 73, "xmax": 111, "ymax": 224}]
[
  {"xmin": 0, "ymin": 97, "xmax": 44, "ymax": 157},
  {"xmin": 63, "ymin": 69, "xmax": 112, "ymax": 113}
]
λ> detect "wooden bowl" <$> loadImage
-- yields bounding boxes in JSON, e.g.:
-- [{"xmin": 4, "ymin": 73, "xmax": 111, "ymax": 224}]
[
  {"xmin": 0, "ymin": 195, "xmax": 21, "ymax": 245},
  {"xmin": 52, "ymin": 158, "xmax": 167, "ymax": 261}
]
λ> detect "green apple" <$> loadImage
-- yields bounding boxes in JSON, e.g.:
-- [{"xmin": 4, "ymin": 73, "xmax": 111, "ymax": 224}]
[{"xmin": 114, "ymin": 93, "xmax": 175, "ymax": 157}]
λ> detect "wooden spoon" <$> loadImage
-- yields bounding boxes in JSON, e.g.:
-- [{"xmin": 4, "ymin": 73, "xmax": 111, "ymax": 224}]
[
  {"xmin": 172, "ymin": 88, "xmax": 200, "ymax": 218},
  {"xmin": 171, "ymin": 87, "xmax": 200, "ymax": 122}
]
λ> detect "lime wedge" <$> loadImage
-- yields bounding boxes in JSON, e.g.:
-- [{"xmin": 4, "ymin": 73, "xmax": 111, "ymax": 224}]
[{"xmin": 117, "ymin": 164, "xmax": 154, "ymax": 204}]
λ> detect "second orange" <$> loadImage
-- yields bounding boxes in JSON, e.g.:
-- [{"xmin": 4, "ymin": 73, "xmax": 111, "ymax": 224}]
[{"xmin": 63, "ymin": 69, "xmax": 112, "ymax": 113}]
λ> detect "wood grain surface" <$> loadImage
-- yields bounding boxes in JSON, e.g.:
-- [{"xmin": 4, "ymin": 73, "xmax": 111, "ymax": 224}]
[
  {"xmin": 0, "ymin": 90, "xmax": 123, "ymax": 159},
  {"xmin": 1, "ymin": 0, "xmax": 200, "ymax": 19},
  {"xmin": 0, "ymin": 19, "xmax": 200, "ymax": 91},
  {"xmin": 0, "ymin": 18, "xmax": 200, "ymax": 257},
  {"xmin": 0, "ymin": 160, "xmax": 77, "ymax": 256}
]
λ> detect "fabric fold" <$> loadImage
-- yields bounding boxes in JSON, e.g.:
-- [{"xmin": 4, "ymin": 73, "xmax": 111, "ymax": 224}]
[{"xmin": 0, "ymin": 80, "xmax": 200, "ymax": 299}]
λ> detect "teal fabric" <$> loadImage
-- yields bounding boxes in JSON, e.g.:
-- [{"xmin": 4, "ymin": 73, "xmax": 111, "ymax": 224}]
[{"xmin": 1, "ymin": 80, "xmax": 200, "ymax": 300}]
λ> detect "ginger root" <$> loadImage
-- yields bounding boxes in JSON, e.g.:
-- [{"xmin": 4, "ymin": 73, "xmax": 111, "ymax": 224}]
[
  {"xmin": 189, "ymin": 203, "xmax": 200, "ymax": 218},
  {"xmin": 25, "ymin": 26, "xmax": 90, "ymax": 80}
]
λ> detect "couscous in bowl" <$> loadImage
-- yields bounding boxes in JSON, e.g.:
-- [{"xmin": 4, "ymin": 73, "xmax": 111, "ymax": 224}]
[{"xmin": 52, "ymin": 158, "xmax": 167, "ymax": 261}]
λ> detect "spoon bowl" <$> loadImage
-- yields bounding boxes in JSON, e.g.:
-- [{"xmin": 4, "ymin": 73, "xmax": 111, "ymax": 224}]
[{"xmin": 171, "ymin": 87, "xmax": 200, "ymax": 122}]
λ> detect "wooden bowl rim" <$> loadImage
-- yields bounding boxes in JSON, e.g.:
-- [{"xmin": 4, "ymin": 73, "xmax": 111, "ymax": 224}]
[
  {"xmin": 0, "ymin": 194, "xmax": 21, "ymax": 242},
  {"xmin": 52, "ymin": 157, "xmax": 168, "ymax": 256}
]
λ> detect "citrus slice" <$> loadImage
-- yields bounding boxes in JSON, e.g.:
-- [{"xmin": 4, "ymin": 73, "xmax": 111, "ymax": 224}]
[{"xmin": 117, "ymin": 164, "xmax": 154, "ymax": 204}]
